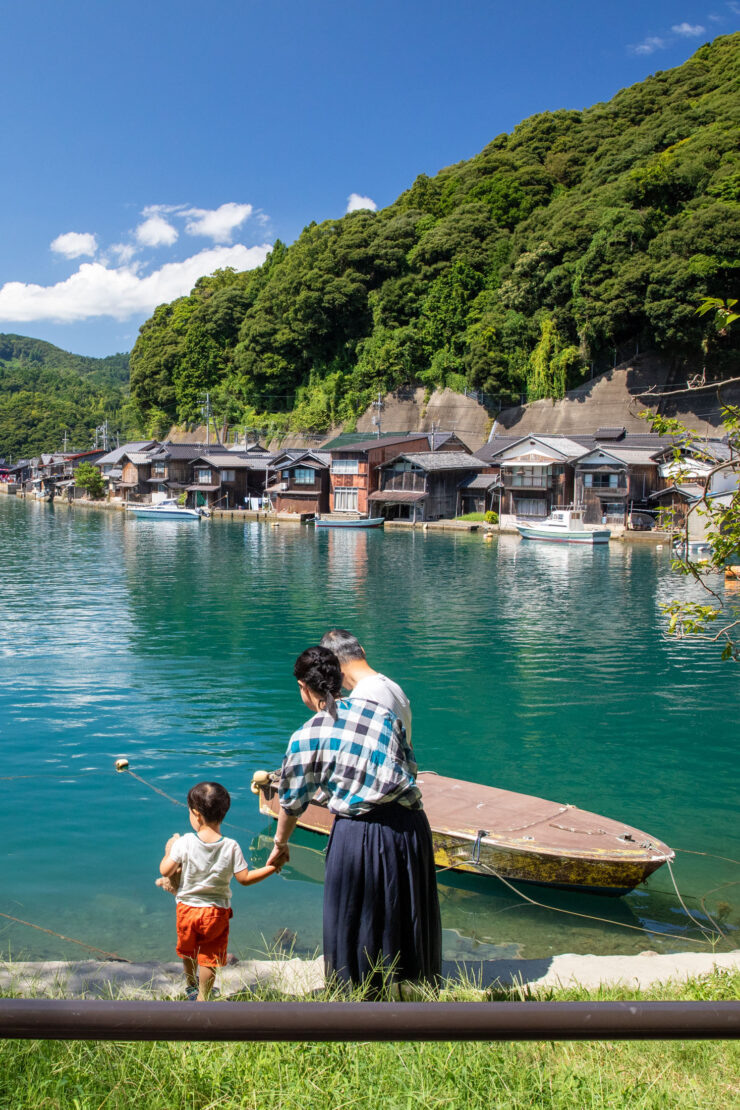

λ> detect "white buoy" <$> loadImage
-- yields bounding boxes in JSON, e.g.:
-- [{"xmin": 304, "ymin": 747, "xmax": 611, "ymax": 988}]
[{"xmin": 115, "ymin": 758, "xmax": 129, "ymax": 772}]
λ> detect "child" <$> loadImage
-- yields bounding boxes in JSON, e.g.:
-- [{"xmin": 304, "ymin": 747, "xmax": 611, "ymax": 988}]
[{"xmin": 159, "ymin": 781, "xmax": 276, "ymax": 1001}]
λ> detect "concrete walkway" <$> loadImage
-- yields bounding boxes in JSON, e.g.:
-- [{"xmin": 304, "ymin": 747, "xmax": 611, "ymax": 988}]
[{"xmin": 1, "ymin": 951, "xmax": 737, "ymax": 999}]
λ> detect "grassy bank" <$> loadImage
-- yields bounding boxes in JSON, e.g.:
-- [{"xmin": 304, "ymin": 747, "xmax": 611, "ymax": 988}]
[{"xmin": 1, "ymin": 971, "xmax": 738, "ymax": 1109}]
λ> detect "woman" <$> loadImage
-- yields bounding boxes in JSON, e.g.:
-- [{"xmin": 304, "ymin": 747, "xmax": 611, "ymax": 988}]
[{"xmin": 266, "ymin": 646, "xmax": 441, "ymax": 993}]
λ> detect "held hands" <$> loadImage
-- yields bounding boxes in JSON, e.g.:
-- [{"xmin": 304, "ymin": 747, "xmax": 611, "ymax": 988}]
[{"xmin": 266, "ymin": 839, "xmax": 290, "ymax": 871}]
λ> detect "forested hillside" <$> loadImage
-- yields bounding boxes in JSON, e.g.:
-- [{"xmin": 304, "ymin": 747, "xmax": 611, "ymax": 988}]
[
  {"xmin": 126, "ymin": 33, "xmax": 738, "ymax": 438},
  {"xmin": 0, "ymin": 335, "xmax": 134, "ymax": 458}
]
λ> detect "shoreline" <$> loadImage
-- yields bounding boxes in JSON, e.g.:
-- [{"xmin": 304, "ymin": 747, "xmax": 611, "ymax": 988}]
[
  {"xmin": 2, "ymin": 950, "xmax": 738, "ymax": 999},
  {"xmin": 2, "ymin": 491, "xmax": 672, "ymax": 543}
]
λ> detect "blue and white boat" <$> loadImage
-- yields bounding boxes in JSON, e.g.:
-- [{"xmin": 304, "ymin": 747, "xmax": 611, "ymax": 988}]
[
  {"xmin": 516, "ymin": 508, "xmax": 610, "ymax": 545},
  {"xmin": 313, "ymin": 514, "xmax": 384, "ymax": 529},
  {"xmin": 125, "ymin": 498, "xmax": 203, "ymax": 520}
]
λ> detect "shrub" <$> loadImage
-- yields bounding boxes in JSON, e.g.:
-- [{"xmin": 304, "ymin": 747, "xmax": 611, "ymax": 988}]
[{"xmin": 485, "ymin": 510, "xmax": 499, "ymax": 525}]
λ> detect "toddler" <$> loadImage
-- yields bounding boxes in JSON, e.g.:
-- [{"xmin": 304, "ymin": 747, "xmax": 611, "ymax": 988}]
[{"xmin": 159, "ymin": 781, "xmax": 275, "ymax": 1001}]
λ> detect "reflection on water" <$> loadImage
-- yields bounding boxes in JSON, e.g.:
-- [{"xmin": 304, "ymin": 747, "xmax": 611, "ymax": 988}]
[{"xmin": 0, "ymin": 496, "xmax": 737, "ymax": 962}]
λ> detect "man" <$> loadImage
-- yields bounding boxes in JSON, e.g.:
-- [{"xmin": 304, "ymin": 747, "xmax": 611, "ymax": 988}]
[{"xmin": 319, "ymin": 628, "xmax": 412, "ymax": 741}]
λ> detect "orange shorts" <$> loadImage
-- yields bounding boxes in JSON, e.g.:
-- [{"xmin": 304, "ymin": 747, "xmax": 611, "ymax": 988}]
[{"xmin": 175, "ymin": 903, "xmax": 233, "ymax": 967}]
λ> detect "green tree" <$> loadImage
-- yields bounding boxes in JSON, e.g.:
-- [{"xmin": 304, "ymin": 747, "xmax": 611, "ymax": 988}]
[{"xmin": 74, "ymin": 461, "xmax": 106, "ymax": 500}]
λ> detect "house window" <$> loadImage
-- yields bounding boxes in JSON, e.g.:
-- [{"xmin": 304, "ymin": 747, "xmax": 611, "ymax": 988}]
[
  {"xmin": 334, "ymin": 487, "xmax": 358, "ymax": 512},
  {"xmin": 331, "ymin": 459, "xmax": 360, "ymax": 474},
  {"xmin": 510, "ymin": 467, "xmax": 548, "ymax": 488},
  {"xmin": 152, "ymin": 462, "xmax": 166, "ymax": 477},
  {"xmin": 195, "ymin": 468, "xmax": 212, "ymax": 484},
  {"xmin": 515, "ymin": 498, "xmax": 547, "ymax": 517},
  {"xmin": 585, "ymin": 472, "xmax": 620, "ymax": 488},
  {"xmin": 293, "ymin": 467, "xmax": 315, "ymax": 484},
  {"xmin": 220, "ymin": 470, "xmax": 236, "ymax": 483}
]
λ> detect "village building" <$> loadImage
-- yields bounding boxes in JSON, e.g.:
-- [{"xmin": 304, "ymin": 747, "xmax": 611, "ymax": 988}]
[
  {"xmin": 94, "ymin": 442, "xmax": 159, "ymax": 497},
  {"xmin": 119, "ymin": 443, "xmax": 232, "ymax": 502},
  {"xmin": 266, "ymin": 449, "xmax": 330, "ymax": 515},
  {"xmin": 325, "ymin": 432, "xmax": 467, "ymax": 518},
  {"xmin": 370, "ymin": 451, "xmax": 485, "ymax": 521},
  {"xmin": 186, "ymin": 453, "xmax": 274, "ymax": 509}
]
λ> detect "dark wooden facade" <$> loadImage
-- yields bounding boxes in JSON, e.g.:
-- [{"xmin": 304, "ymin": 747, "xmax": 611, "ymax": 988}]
[
  {"xmin": 328, "ymin": 433, "xmax": 466, "ymax": 517},
  {"xmin": 267, "ymin": 451, "xmax": 330, "ymax": 515}
]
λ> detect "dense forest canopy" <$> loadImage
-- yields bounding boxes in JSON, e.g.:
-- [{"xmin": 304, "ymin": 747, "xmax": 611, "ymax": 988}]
[
  {"xmin": 0, "ymin": 335, "xmax": 134, "ymax": 459},
  {"xmin": 129, "ymin": 34, "xmax": 740, "ymax": 438}
]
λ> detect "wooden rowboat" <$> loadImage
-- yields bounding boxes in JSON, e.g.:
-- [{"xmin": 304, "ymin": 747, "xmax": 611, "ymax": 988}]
[{"xmin": 251, "ymin": 769, "xmax": 674, "ymax": 897}]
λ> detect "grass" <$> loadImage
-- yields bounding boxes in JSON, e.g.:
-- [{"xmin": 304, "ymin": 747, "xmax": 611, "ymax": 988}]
[
  {"xmin": 454, "ymin": 512, "xmax": 486, "ymax": 521},
  {"xmin": 0, "ymin": 970, "xmax": 738, "ymax": 1109}
]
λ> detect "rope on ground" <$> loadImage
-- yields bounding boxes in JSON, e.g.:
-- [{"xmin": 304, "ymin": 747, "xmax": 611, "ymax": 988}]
[
  {"xmin": 0, "ymin": 911, "xmax": 131, "ymax": 963},
  {"xmin": 437, "ymin": 857, "xmax": 728, "ymax": 949}
]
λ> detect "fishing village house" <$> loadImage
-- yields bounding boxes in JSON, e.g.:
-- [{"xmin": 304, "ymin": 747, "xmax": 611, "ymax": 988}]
[
  {"xmin": 186, "ymin": 452, "xmax": 274, "ymax": 510},
  {"xmin": 119, "ymin": 442, "xmax": 232, "ymax": 502},
  {"xmin": 266, "ymin": 449, "xmax": 330, "ymax": 516},
  {"xmin": 475, "ymin": 434, "xmax": 585, "ymax": 527},
  {"xmin": 95, "ymin": 441, "xmax": 159, "ymax": 498},
  {"xmin": 647, "ymin": 439, "xmax": 732, "ymax": 529},
  {"xmin": 26, "ymin": 449, "xmax": 107, "ymax": 498},
  {"xmin": 371, "ymin": 450, "xmax": 485, "ymax": 522},
  {"xmin": 326, "ymin": 432, "xmax": 467, "ymax": 518}
]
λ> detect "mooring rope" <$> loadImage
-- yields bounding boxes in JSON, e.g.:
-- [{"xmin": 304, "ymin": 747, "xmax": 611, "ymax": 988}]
[
  {"xmin": 120, "ymin": 767, "xmax": 253, "ymax": 836},
  {"xmin": 434, "ymin": 856, "xmax": 730, "ymax": 948},
  {"xmin": 0, "ymin": 911, "xmax": 131, "ymax": 963}
]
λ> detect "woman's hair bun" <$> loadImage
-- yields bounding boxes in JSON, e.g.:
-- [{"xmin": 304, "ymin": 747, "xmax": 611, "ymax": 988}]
[{"xmin": 294, "ymin": 646, "xmax": 342, "ymax": 714}]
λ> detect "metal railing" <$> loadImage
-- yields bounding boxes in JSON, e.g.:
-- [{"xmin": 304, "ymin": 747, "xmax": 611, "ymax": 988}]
[{"xmin": 0, "ymin": 999, "xmax": 737, "ymax": 1042}]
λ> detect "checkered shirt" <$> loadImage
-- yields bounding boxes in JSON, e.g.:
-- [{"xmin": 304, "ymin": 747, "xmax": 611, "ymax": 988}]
[{"xmin": 278, "ymin": 698, "xmax": 422, "ymax": 817}]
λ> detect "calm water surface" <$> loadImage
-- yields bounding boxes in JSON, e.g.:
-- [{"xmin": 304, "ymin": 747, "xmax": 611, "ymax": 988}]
[{"xmin": 0, "ymin": 495, "xmax": 737, "ymax": 965}]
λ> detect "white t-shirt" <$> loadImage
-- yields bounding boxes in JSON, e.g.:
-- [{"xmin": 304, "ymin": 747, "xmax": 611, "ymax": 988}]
[
  {"xmin": 349, "ymin": 673, "xmax": 412, "ymax": 742},
  {"xmin": 169, "ymin": 832, "xmax": 248, "ymax": 908}
]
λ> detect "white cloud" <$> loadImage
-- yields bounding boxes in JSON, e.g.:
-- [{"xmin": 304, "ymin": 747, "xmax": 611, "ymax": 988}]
[
  {"xmin": 672, "ymin": 22, "xmax": 705, "ymax": 35},
  {"xmin": 109, "ymin": 243, "xmax": 138, "ymax": 264},
  {"xmin": 631, "ymin": 35, "xmax": 667, "ymax": 55},
  {"xmin": 50, "ymin": 232, "xmax": 97, "ymax": 259},
  {"xmin": 135, "ymin": 214, "xmax": 178, "ymax": 247},
  {"xmin": 346, "ymin": 194, "xmax": 378, "ymax": 213},
  {"xmin": 0, "ymin": 244, "xmax": 271, "ymax": 324},
  {"xmin": 184, "ymin": 203, "xmax": 253, "ymax": 243}
]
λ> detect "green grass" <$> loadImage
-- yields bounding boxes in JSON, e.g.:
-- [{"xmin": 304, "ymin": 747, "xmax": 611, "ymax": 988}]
[
  {"xmin": 0, "ymin": 971, "xmax": 738, "ymax": 1109},
  {"xmin": 454, "ymin": 512, "xmax": 486, "ymax": 521}
]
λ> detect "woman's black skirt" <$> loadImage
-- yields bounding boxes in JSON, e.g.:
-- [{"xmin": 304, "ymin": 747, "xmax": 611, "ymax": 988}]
[{"xmin": 323, "ymin": 802, "xmax": 441, "ymax": 990}]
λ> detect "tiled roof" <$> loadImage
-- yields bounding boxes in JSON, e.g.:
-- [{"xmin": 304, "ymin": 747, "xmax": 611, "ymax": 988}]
[
  {"xmin": 329, "ymin": 433, "xmax": 430, "ymax": 454},
  {"xmin": 386, "ymin": 451, "xmax": 484, "ymax": 471},
  {"xmin": 95, "ymin": 442, "xmax": 158, "ymax": 466}
]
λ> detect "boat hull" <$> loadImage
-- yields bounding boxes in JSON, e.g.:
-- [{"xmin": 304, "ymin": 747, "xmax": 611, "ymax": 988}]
[
  {"xmin": 517, "ymin": 525, "xmax": 611, "ymax": 544},
  {"xmin": 125, "ymin": 506, "xmax": 201, "ymax": 519},
  {"xmin": 314, "ymin": 516, "xmax": 385, "ymax": 529},
  {"xmin": 252, "ymin": 770, "xmax": 672, "ymax": 896}
]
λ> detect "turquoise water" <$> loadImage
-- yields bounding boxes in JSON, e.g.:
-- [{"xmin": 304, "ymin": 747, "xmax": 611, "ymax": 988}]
[{"xmin": 0, "ymin": 495, "xmax": 737, "ymax": 965}]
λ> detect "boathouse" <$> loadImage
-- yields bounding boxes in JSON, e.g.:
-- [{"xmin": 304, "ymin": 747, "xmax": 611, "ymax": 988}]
[
  {"xmin": 371, "ymin": 451, "xmax": 484, "ymax": 521},
  {"xmin": 325, "ymin": 432, "xmax": 466, "ymax": 518},
  {"xmin": 266, "ymin": 449, "xmax": 330, "ymax": 515}
]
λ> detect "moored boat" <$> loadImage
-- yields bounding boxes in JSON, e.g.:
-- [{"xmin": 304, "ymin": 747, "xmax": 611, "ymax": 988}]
[
  {"xmin": 125, "ymin": 498, "xmax": 203, "ymax": 520},
  {"xmin": 517, "ymin": 508, "xmax": 610, "ymax": 545},
  {"xmin": 314, "ymin": 514, "xmax": 384, "ymax": 529},
  {"xmin": 251, "ymin": 769, "xmax": 673, "ymax": 896}
]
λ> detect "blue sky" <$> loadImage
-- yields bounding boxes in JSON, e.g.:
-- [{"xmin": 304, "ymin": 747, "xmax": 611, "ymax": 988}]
[{"xmin": 0, "ymin": 0, "xmax": 736, "ymax": 358}]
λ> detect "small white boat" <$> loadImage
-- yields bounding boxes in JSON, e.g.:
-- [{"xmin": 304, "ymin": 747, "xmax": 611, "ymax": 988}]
[
  {"xmin": 516, "ymin": 508, "xmax": 610, "ymax": 545},
  {"xmin": 125, "ymin": 498, "xmax": 203, "ymax": 520},
  {"xmin": 314, "ymin": 515, "xmax": 384, "ymax": 529}
]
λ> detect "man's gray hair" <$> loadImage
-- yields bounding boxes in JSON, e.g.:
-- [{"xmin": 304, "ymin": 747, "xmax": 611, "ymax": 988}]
[{"xmin": 320, "ymin": 628, "xmax": 366, "ymax": 663}]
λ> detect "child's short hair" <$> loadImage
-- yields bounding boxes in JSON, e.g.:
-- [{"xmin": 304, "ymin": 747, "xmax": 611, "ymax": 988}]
[{"xmin": 187, "ymin": 782, "xmax": 231, "ymax": 823}]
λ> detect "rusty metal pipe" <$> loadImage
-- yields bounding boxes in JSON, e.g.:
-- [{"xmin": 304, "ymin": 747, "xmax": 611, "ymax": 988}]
[{"xmin": 0, "ymin": 1000, "xmax": 737, "ymax": 1042}]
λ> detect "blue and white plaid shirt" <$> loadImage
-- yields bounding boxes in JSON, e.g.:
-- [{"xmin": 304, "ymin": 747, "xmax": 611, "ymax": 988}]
[{"xmin": 278, "ymin": 698, "xmax": 422, "ymax": 817}]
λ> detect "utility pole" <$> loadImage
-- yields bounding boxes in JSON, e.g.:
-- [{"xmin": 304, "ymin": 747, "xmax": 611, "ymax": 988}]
[
  {"xmin": 200, "ymin": 393, "xmax": 212, "ymax": 446},
  {"xmin": 372, "ymin": 391, "xmax": 384, "ymax": 439}
]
